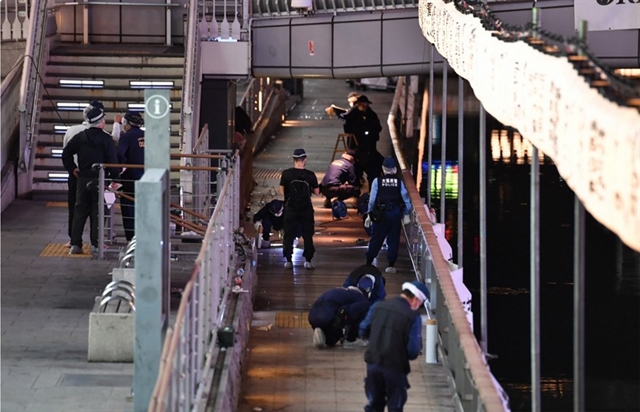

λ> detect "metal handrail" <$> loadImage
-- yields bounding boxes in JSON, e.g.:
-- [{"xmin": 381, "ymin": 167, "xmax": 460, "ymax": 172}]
[
  {"xmin": 180, "ymin": 0, "xmax": 201, "ymax": 155},
  {"xmin": 17, "ymin": 0, "xmax": 49, "ymax": 174},
  {"xmin": 388, "ymin": 77, "xmax": 509, "ymax": 412},
  {"xmin": 54, "ymin": 2, "xmax": 181, "ymax": 6},
  {"xmin": 148, "ymin": 152, "xmax": 240, "ymax": 412}
]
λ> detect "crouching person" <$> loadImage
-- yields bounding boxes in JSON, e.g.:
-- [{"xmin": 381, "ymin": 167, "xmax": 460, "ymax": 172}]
[
  {"xmin": 342, "ymin": 264, "xmax": 387, "ymax": 304},
  {"xmin": 308, "ymin": 285, "xmax": 371, "ymax": 349},
  {"xmin": 253, "ymin": 199, "xmax": 284, "ymax": 248}
]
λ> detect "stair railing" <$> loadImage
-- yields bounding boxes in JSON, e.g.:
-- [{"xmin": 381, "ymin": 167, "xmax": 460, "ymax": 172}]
[
  {"xmin": 17, "ymin": 0, "xmax": 50, "ymax": 179},
  {"xmin": 181, "ymin": 0, "xmax": 202, "ymax": 156}
]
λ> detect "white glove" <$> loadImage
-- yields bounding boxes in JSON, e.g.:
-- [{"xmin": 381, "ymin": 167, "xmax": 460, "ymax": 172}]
[
  {"xmin": 254, "ymin": 222, "xmax": 262, "ymax": 231},
  {"xmin": 402, "ymin": 214, "xmax": 411, "ymax": 225},
  {"xmin": 364, "ymin": 215, "xmax": 372, "ymax": 228}
]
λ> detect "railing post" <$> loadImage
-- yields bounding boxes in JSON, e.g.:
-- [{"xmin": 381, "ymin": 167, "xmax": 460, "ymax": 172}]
[
  {"xmin": 83, "ymin": 0, "xmax": 89, "ymax": 44},
  {"xmin": 165, "ymin": 0, "xmax": 171, "ymax": 45},
  {"xmin": 98, "ymin": 166, "xmax": 105, "ymax": 259}
]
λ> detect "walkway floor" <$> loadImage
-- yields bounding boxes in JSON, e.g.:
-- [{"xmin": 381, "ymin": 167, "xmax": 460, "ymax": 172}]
[
  {"xmin": 0, "ymin": 78, "xmax": 455, "ymax": 412},
  {"xmin": 237, "ymin": 79, "xmax": 456, "ymax": 412}
]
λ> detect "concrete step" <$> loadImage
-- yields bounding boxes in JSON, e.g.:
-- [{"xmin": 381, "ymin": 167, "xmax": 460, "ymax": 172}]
[
  {"xmin": 41, "ymin": 85, "xmax": 183, "ymax": 100},
  {"xmin": 37, "ymin": 107, "xmax": 182, "ymax": 123},
  {"xmin": 39, "ymin": 94, "xmax": 182, "ymax": 105},
  {"xmin": 48, "ymin": 53, "xmax": 184, "ymax": 67},
  {"xmin": 46, "ymin": 64, "xmax": 184, "ymax": 78}
]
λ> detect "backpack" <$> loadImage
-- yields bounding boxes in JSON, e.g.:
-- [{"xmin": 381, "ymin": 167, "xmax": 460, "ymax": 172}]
[{"xmin": 286, "ymin": 179, "xmax": 311, "ymax": 210}]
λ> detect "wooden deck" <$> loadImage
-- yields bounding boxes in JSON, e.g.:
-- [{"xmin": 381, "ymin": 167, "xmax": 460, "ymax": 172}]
[{"xmin": 237, "ymin": 79, "xmax": 456, "ymax": 412}]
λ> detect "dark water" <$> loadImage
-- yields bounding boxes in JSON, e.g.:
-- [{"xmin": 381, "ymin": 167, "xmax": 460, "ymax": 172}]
[{"xmin": 421, "ymin": 116, "xmax": 640, "ymax": 411}]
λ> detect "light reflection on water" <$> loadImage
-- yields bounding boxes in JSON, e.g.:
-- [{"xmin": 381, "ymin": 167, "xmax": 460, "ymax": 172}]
[{"xmin": 421, "ymin": 124, "xmax": 640, "ymax": 411}]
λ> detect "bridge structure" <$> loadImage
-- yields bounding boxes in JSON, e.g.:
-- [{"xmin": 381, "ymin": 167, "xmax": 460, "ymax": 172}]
[{"xmin": 1, "ymin": 0, "xmax": 639, "ymax": 411}]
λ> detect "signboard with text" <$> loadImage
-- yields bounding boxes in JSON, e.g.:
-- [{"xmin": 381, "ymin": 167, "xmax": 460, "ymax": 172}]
[{"xmin": 574, "ymin": 0, "xmax": 640, "ymax": 31}]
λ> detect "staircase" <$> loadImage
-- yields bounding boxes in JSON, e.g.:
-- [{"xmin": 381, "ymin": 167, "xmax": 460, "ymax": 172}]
[{"xmin": 32, "ymin": 43, "xmax": 185, "ymax": 200}]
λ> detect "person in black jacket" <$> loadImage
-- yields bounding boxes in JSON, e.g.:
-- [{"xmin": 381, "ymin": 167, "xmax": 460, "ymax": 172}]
[
  {"xmin": 279, "ymin": 148, "xmax": 319, "ymax": 269},
  {"xmin": 320, "ymin": 149, "xmax": 361, "ymax": 208},
  {"xmin": 308, "ymin": 286, "xmax": 371, "ymax": 349},
  {"xmin": 116, "ymin": 111, "xmax": 145, "ymax": 242},
  {"xmin": 252, "ymin": 199, "xmax": 284, "ymax": 248},
  {"xmin": 62, "ymin": 103, "xmax": 119, "ymax": 256},
  {"xmin": 359, "ymin": 280, "xmax": 429, "ymax": 412},
  {"xmin": 342, "ymin": 264, "xmax": 386, "ymax": 304},
  {"xmin": 340, "ymin": 95, "xmax": 384, "ymax": 188}
]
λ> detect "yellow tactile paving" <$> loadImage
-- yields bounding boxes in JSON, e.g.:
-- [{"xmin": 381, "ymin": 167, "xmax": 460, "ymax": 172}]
[
  {"xmin": 275, "ymin": 311, "xmax": 307, "ymax": 328},
  {"xmin": 39, "ymin": 243, "xmax": 92, "ymax": 258},
  {"xmin": 45, "ymin": 202, "xmax": 68, "ymax": 207}
]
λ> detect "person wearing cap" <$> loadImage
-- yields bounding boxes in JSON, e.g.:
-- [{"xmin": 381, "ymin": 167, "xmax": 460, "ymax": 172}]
[
  {"xmin": 279, "ymin": 148, "xmax": 320, "ymax": 269},
  {"xmin": 252, "ymin": 199, "xmax": 286, "ymax": 248},
  {"xmin": 61, "ymin": 100, "xmax": 104, "ymax": 247},
  {"xmin": 319, "ymin": 149, "xmax": 361, "ymax": 208},
  {"xmin": 308, "ymin": 285, "xmax": 371, "ymax": 349},
  {"xmin": 339, "ymin": 95, "xmax": 384, "ymax": 188},
  {"xmin": 364, "ymin": 156, "xmax": 412, "ymax": 274},
  {"xmin": 359, "ymin": 280, "xmax": 430, "ymax": 412},
  {"xmin": 342, "ymin": 264, "xmax": 387, "ymax": 304},
  {"xmin": 62, "ymin": 102, "xmax": 119, "ymax": 256},
  {"xmin": 116, "ymin": 111, "xmax": 145, "ymax": 242}
]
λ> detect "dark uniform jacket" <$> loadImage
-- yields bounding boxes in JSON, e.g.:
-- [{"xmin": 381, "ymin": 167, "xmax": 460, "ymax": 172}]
[
  {"xmin": 340, "ymin": 107, "xmax": 382, "ymax": 153},
  {"xmin": 361, "ymin": 296, "xmax": 420, "ymax": 374},
  {"xmin": 62, "ymin": 127, "xmax": 119, "ymax": 179},
  {"xmin": 253, "ymin": 200, "xmax": 285, "ymax": 228},
  {"xmin": 321, "ymin": 157, "xmax": 358, "ymax": 187},
  {"xmin": 117, "ymin": 126, "xmax": 145, "ymax": 180},
  {"xmin": 376, "ymin": 175, "xmax": 402, "ymax": 209}
]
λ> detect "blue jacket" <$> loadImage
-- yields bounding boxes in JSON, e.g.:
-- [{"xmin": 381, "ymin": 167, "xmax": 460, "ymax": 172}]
[
  {"xmin": 117, "ymin": 126, "xmax": 145, "ymax": 180},
  {"xmin": 321, "ymin": 157, "xmax": 358, "ymax": 187}
]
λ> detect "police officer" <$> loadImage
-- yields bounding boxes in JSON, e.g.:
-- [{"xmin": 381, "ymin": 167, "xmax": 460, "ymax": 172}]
[
  {"xmin": 62, "ymin": 103, "xmax": 119, "ymax": 256},
  {"xmin": 364, "ymin": 157, "xmax": 411, "ymax": 274},
  {"xmin": 308, "ymin": 285, "xmax": 371, "ymax": 349},
  {"xmin": 320, "ymin": 149, "xmax": 361, "ymax": 208},
  {"xmin": 340, "ymin": 95, "xmax": 384, "ymax": 187},
  {"xmin": 359, "ymin": 280, "xmax": 429, "ymax": 412},
  {"xmin": 252, "ymin": 199, "xmax": 285, "ymax": 248},
  {"xmin": 342, "ymin": 264, "xmax": 387, "ymax": 304},
  {"xmin": 116, "ymin": 111, "xmax": 145, "ymax": 242}
]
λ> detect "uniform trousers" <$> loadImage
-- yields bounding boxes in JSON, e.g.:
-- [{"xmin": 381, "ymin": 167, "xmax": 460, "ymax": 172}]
[
  {"xmin": 365, "ymin": 205, "xmax": 402, "ymax": 264},
  {"xmin": 283, "ymin": 207, "xmax": 315, "ymax": 262},
  {"xmin": 120, "ymin": 180, "xmax": 136, "ymax": 241},
  {"xmin": 71, "ymin": 177, "xmax": 99, "ymax": 248},
  {"xmin": 67, "ymin": 174, "xmax": 77, "ymax": 240},
  {"xmin": 364, "ymin": 363, "xmax": 409, "ymax": 412}
]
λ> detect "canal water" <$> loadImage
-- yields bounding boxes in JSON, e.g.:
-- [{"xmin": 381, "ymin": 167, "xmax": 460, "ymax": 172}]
[{"xmin": 421, "ymin": 115, "xmax": 640, "ymax": 411}]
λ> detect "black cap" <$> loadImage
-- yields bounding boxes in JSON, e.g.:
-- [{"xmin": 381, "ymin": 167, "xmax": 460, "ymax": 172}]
[
  {"xmin": 292, "ymin": 148, "xmax": 307, "ymax": 158},
  {"xmin": 124, "ymin": 110, "xmax": 144, "ymax": 127},
  {"xmin": 84, "ymin": 105, "xmax": 105, "ymax": 123},
  {"xmin": 88, "ymin": 100, "xmax": 104, "ymax": 110},
  {"xmin": 356, "ymin": 95, "xmax": 372, "ymax": 104}
]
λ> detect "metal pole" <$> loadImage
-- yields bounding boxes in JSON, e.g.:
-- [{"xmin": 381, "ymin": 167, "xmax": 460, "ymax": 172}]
[
  {"xmin": 165, "ymin": 0, "xmax": 171, "ymax": 45},
  {"xmin": 98, "ymin": 167, "xmax": 105, "ymax": 260},
  {"xmin": 457, "ymin": 75, "xmax": 464, "ymax": 266},
  {"xmin": 530, "ymin": 8, "xmax": 542, "ymax": 412},
  {"xmin": 573, "ymin": 197, "xmax": 585, "ymax": 412},
  {"xmin": 530, "ymin": 145, "xmax": 541, "ymax": 412},
  {"xmin": 83, "ymin": 0, "xmax": 89, "ymax": 44},
  {"xmin": 427, "ymin": 44, "xmax": 435, "ymax": 209},
  {"xmin": 440, "ymin": 60, "xmax": 448, "ymax": 225},
  {"xmin": 479, "ymin": 103, "xmax": 487, "ymax": 354}
]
